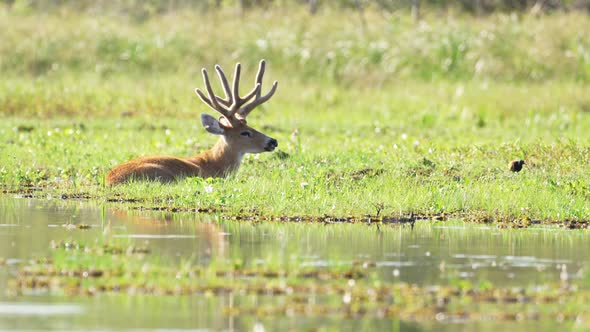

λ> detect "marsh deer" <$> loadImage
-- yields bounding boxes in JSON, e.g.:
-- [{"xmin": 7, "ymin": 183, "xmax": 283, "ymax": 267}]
[{"xmin": 106, "ymin": 60, "xmax": 278, "ymax": 185}]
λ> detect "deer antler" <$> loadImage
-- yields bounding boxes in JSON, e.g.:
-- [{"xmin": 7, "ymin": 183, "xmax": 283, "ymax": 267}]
[
  {"xmin": 195, "ymin": 60, "xmax": 278, "ymax": 124},
  {"xmin": 239, "ymin": 60, "xmax": 279, "ymax": 118}
]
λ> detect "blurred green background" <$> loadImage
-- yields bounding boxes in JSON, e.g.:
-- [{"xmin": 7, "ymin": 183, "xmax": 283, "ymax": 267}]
[
  {"xmin": 1, "ymin": 0, "xmax": 589, "ymax": 83},
  {"xmin": 1, "ymin": 0, "xmax": 589, "ymax": 117}
]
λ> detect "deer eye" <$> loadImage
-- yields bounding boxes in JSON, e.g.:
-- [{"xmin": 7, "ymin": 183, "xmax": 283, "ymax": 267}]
[{"xmin": 240, "ymin": 131, "xmax": 252, "ymax": 138}]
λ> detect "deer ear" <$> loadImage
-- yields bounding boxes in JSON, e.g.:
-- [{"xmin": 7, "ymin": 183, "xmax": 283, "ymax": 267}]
[{"xmin": 200, "ymin": 114, "xmax": 225, "ymax": 135}]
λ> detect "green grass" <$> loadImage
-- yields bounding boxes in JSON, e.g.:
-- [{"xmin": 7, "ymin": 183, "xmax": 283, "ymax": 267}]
[{"xmin": 1, "ymin": 6, "xmax": 590, "ymax": 222}]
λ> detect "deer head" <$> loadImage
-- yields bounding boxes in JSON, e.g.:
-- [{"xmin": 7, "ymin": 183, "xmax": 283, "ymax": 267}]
[{"xmin": 195, "ymin": 60, "xmax": 278, "ymax": 155}]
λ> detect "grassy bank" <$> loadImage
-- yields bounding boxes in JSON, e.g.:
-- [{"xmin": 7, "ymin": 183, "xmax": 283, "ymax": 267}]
[
  {"xmin": 1, "ymin": 7, "xmax": 590, "ymax": 223},
  {"xmin": 2, "ymin": 79, "xmax": 589, "ymax": 222}
]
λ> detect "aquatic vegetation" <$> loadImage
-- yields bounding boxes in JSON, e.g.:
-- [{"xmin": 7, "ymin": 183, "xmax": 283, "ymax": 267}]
[
  {"xmin": 2, "ymin": 198, "xmax": 590, "ymax": 329},
  {"xmin": 9, "ymin": 238, "xmax": 590, "ymax": 323}
]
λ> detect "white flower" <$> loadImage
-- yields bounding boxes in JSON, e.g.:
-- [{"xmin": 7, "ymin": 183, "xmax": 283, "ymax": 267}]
[
  {"xmin": 204, "ymin": 185, "xmax": 213, "ymax": 193},
  {"xmin": 342, "ymin": 292, "xmax": 352, "ymax": 304},
  {"xmin": 256, "ymin": 39, "xmax": 268, "ymax": 51}
]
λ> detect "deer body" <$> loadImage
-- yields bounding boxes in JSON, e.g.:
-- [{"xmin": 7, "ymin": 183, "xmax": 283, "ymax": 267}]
[{"xmin": 106, "ymin": 60, "xmax": 278, "ymax": 186}]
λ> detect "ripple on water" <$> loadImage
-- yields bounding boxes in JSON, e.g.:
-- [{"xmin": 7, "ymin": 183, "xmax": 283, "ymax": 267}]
[
  {"xmin": 113, "ymin": 234, "xmax": 197, "ymax": 239},
  {"xmin": 502, "ymin": 255, "xmax": 571, "ymax": 268},
  {"xmin": 0, "ymin": 303, "xmax": 84, "ymax": 316}
]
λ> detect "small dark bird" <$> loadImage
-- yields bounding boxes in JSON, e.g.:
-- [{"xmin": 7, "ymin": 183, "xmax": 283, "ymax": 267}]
[{"xmin": 509, "ymin": 160, "xmax": 526, "ymax": 172}]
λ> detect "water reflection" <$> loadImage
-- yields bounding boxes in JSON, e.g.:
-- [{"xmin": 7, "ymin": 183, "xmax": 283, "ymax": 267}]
[
  {"xmin": 0, "ymin": 196, "xmax": 588, "ymax": 331},
  {"xmin": 108, "ymin": 208, "xmax": 226, "ymax": 260},
  {"xmin": 1, "ymin": 197, "xmax": 588, "ymax": 286},
  {"xmin": 0, "ymin": 302, "xmax": 84, "ymax": 315}
]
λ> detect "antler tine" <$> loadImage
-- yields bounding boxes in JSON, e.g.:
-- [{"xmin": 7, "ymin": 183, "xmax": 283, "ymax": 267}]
[
  {"xmin": 239, "ymin": 59, "xmax": 278, "ymax": 117},
  {"xmin": 241, "ymin": 83, "xmax": 261, "ymax": 104},
  {"xmin": 228, "ymin": 63, "xmax": 263, "ymax": 117},
  {"xmin": 254, "ymin": 59, "xmax": 267, "ymax": 98},
  {"xmin": 214, "ymin": 65, "xmax": 232, "ymax": 107},
  {"xmin": 227, "ymin": 63, "xmax": 243, "ymax": 117},
  {"xmin": 195, "ymin": 88, "xmax": 214, "ymax": 109},
  {"xmin": 197, "ymin": 67, "xmax": 231, "ymax": 118},
  {"xmin": 240, "ymin": 81, "xmax": 278, "ymax": 117}
]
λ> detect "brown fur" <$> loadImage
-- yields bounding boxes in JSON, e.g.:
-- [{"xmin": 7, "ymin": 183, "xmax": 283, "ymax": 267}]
[
  {"xmin": 106, "ymin": 156, "xmax": 201, "ymax": 185},
  {"xmin": 106, "ymin": 121, "xmax": 274, "ymax": 185}
]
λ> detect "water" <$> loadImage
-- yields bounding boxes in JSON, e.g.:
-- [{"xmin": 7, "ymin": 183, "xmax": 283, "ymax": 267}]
[{"xmin": 0, "ymin": 197, "xmax": 587, "ymax": 331}]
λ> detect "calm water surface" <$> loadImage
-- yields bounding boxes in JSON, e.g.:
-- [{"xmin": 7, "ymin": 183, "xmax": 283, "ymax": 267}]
[{"xmin": 0, "ymin": 196, "xmax": 587, "ymax": 331}]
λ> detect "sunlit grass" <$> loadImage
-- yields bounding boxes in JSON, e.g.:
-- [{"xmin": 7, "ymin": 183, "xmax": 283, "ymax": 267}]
[{"xmin": 2, "ymin": 79, "xmax": 590, "ymax": 221}]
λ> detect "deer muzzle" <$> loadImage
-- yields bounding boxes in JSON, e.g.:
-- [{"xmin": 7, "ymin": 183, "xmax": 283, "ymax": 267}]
[{"xmin": 265, "ymin": 138, "xmax": 278, "ymax": 152}]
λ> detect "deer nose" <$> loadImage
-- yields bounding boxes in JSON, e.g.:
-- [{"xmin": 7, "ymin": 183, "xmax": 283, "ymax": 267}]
[{"xmin": 265, "ymin": 138, "xmax": 278, "ymax": 151}]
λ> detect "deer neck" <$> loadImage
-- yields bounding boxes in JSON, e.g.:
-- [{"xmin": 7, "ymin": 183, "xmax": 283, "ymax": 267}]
[{"xmin": 188, "ymin": 137, "xmax": 244, "ymax": 178}]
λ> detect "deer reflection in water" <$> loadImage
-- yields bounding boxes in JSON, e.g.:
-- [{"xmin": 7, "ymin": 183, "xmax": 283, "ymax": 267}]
[{"xmin": 107, "ymin": 209, "xmax": 226, "ymax": 259}]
